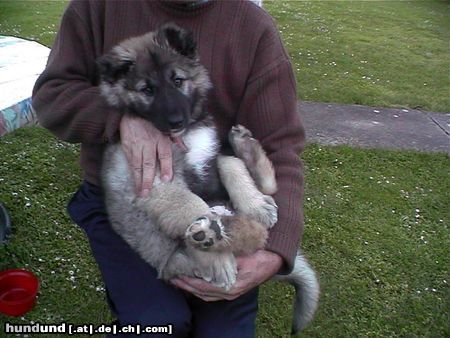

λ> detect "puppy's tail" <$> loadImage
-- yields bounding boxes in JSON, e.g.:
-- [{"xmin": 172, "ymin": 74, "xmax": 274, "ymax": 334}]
[{"xmin": 273, "ymin": 252, "xmax": 320, "ymax": 335}]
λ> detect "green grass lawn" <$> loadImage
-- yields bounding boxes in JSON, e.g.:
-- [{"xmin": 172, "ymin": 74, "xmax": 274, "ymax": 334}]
[
  {"xmin": 0, "ymin": 127, "xmax": 448, "ymax": 337},
  {"xmin": 0, "ymin": 0, "xmax": 66, "ymax": 47},
  {"xmin": 265, "ymin": 0, "xmax": 450, "ymax": 112},
  {"xmin": 0, "ymin": 0, "xmax": 449, "ymax": 337}
]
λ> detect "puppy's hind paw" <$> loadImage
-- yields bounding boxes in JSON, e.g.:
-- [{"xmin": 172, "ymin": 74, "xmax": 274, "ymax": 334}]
[
  {"xmin": 192, "ymin": 253, "xmax": 237, "ymax": 290},
  {"xmin": 185, "ymin": 216, "xmax": 229, "ymax": 251},
  {"xmin": 228, "ymin": 125, "xmax": 254, "ymax": 158},
  {"xmin": 230, "ymin": 124, "xmax": 253, "ymax": 139},
  {"xmin": 193, "ymin": 268, "xmax": 212, "ymax": 283},
  {"xmin": 210, "ymin": 255, "xmax": 237, "ymax": 291}
]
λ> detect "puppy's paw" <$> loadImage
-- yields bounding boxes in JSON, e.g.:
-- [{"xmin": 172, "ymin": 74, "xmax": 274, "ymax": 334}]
[
  {"xmin": 245, "ymin": 195, "xmax": 278, "ymax": 229},
  {"xmin": 185, "ymin": 216, "xmax": 230, "ymax": 251},
  {"xmin": 193, "ymin": 268, "xmax": 212, "ymax": 282},
  {"xmin": 210, "ymin": 255, "xmax": 237, "ymax": 291},
  {"xmin": 230, "ymin": 124, "xmax": 253, "ymax": 140},
  {"xmin": 228, "ymin": 125, "xmax": 278, "ymax": 196},
  {"xmin": 229, "ymin": 125, "xmax": 255, "ymax": 159},
  {"xmin": 191, "ymin": 253, "xmax": 237, "ymax": 290}
]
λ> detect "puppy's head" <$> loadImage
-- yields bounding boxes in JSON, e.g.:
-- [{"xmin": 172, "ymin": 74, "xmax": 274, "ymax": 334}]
[{"xmin": 97, "ymin": 23, "xmax": 211, "ymax": 136}]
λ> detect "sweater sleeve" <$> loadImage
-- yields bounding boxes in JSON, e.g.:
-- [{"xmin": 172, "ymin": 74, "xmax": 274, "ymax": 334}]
[
  {"xmin": 235, "ymin": 24, "xmax": 305, "ymax": 274},
  {"xmin": 32, "ymin": 2, "xmax": 121, "ymax": 144}
]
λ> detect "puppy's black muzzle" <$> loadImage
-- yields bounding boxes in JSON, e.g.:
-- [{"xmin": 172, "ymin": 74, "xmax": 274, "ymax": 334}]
[{"xmin": 151, "ymin": 87, "xmax": 191, "ymax": 134}]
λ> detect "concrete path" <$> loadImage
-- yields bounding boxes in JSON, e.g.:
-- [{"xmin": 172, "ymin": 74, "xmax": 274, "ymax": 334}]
[{"xmin": 299, "ymin": 101, "xmax": 450, "ymax": 155}]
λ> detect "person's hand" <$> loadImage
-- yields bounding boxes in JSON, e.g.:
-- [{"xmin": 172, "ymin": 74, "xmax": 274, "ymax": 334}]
[
  {"xmin": 170, "ymin": 250, "xmax": 282, "ymax": 301},
  {"xmin": 120, "ymin": 114, "xmax": 173, "ymax": 197}
]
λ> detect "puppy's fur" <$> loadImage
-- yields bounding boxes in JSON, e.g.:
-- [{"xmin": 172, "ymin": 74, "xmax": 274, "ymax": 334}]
[{"xmin": 98, "ymin": 23, "xmax": 319, "ymax": 334}]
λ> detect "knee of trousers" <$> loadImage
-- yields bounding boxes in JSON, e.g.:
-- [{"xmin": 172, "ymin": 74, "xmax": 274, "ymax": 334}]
[{"xmin": 118, "ymin": 304, "xmax": 191, "ymax": 337}]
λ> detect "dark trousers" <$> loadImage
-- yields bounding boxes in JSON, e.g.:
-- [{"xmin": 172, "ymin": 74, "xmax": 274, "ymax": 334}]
[{"xmin": 67, "ymin": 181, "xmax": 258, "ymax": 337}]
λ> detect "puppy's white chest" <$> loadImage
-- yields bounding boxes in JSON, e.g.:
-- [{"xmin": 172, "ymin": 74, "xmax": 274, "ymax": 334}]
[{"xmin": 183, "ymin": 127, "xmax": 219, "ymax": 178}]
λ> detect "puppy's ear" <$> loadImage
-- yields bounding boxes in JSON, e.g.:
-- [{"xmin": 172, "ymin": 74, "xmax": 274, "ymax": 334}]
[
  {"xmin": 156, "ymin": 23, "xmax": 197, "ymax": 59},
  {"xmin": 97, "ymin": 51, "xmax": 135, "ymax": 84}
]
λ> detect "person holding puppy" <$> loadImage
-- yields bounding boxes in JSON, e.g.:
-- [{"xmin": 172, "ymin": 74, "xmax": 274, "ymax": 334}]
[{"xmin": 33, "ymin": 0, "xmax": 305, "ymax": 336}]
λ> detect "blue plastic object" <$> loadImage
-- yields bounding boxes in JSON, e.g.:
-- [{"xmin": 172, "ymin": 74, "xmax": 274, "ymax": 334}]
[{"xmin": 0, "ymin": 203, "xmax": 11, "ymax": 244}]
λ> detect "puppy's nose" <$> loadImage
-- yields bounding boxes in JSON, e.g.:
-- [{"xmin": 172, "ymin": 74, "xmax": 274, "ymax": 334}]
[
  {"xmin": 168, "ymin": 116, "xmax": 184, "ymax": 131},
  {"xmin": 192, "ymin": 231, "xmax": 206, "ymax": 241},
  {"xmin": 169, "ymin": 121, "xmax": 183, "ymax": 130}
]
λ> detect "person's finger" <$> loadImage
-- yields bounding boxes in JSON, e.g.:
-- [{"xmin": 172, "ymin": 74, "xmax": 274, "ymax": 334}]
[
  {"xmin": 140, "ymin": 144, "xmax": 157, "ymax": 197},
  {"xmin": 172, "ymin": 276, "xmax": 224, "ymax": 295},
  {"xmin": 120, "ymin": 115, "xmax": 143, "ymax": 194},
  {"xmin": 178, "ymin": 275, "xmax": 226, "ymax": 291},
  {"xmin": 171, "ymin": 278, "xmax": 226, "ymax": 302},
  {"xmin": 194, "ymin": 294, "xmax": 226, "ymax": 302},
  {"xmin": 157, "ymin": 139, "xmax": 173, "ymax": 182},
  {"xmin": 127, "ymin": 145, "xmax": 143, "ymax": 195},
  {"xmin": 175, "ymin": 276, "xmax": 245, "ymax": 301},
  {"xmin": 171, "ymin": 277, "xmax": 203, "ymax": 294}
]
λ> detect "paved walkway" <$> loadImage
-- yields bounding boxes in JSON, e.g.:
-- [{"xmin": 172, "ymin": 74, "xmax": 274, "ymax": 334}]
[{"xmin": 299, "ymin": 101, "xmax": 450, "ymax": 155}]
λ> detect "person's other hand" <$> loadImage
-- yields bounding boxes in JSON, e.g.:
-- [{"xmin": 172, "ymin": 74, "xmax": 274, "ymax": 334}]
[
  {"xmin": 120, "ymin": 114, "xmax": 173, "ymax": 197},
  {"xmin": 170, "ymin": 250, "xmax": 282, "ymax": 301}
]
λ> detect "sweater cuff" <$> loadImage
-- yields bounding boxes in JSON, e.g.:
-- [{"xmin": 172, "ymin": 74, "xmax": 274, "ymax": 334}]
[
  {"xmin": 265, "ymin": 230, "xmax": 299, "ymax": 275},
  {"xmin": 103, "ymin": 110, "xmax": 122, "ymax": 143}
]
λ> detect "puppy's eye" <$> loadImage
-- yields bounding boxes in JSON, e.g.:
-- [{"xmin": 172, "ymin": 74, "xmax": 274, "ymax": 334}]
[
  {"xmin": 141, "ymin": 86, "xmax": 154, "ymax": 96},
  {"xmin": 173, "ymin": 78, "xmax": 184, "ymax": 88}
]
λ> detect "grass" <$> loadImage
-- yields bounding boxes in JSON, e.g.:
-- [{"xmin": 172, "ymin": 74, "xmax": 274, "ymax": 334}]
[
  {"xmin": 0, "ymin": 127, "xmax": 448, "ymax": 337},
  {"xmin": 0, "ymin": 128, "xmax": 110, "ymax": 328},
  {"xmin": 0, "ymin": 0, "xmax": 448, "ymax": 112},
  {"xmin": 0, "ymin": 0, "xmax": 66, "ymax": 47},
  {"xmin": 0, "ymin": 0, "xmax": 449, "ymax": 337},
  {"xmin": 265, "ymin": 0, "xmax": 450, "ymax": 112}
]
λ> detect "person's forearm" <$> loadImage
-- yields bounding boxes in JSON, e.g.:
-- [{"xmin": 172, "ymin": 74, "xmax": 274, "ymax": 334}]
[
  {"xmin": 33, "ymin": 79, "xmax": 122, "ymax": 144},
  {"xmin": 32, "ymin": 2, "xmax": 122, "ymax": 144},
  {"xmin": 236, "ymin": 58, "xmax": 305, "ymax": 274},
  {"xmin": 265, "ymin": 148, "xmax": 304, "ymax": 274}
]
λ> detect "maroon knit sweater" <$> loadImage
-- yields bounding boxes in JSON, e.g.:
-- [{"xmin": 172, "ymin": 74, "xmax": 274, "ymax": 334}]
[{"xmin": 32, "ymin": 0, "xmax": 305, "ymax": 273}]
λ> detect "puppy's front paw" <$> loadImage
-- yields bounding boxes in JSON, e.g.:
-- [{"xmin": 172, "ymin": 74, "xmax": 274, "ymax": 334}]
[{"xmin": 185, "ymin": 216, "xmax": 230, "ymax": 251}]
